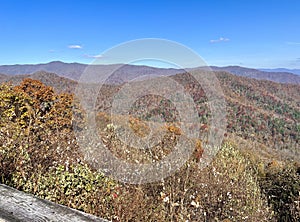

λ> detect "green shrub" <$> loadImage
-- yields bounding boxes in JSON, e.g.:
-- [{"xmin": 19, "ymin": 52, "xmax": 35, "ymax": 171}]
[{"xmin": 19, "ymin": 164, "xmax": 119, "ymax": 219}]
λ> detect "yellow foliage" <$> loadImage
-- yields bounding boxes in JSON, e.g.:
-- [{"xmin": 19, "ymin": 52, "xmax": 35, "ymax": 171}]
[{"xmin": 166, "ymin": 124, "xmax": 182, "ymax": 135}]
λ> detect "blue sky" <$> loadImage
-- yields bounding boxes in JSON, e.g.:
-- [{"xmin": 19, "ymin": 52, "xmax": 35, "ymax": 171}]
[{"xmin": 1, "ymin": 0, "xmax": 300, "ymax": 68}]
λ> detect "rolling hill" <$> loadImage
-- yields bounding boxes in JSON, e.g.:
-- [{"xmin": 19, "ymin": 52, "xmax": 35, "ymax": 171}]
[
  {"xmin": 1, "ymin": 67, "xmax": 297, "ymax": 161},
  {"xmin": 0, "ymin": 71, "xmax": 77, "ymax": 93}
]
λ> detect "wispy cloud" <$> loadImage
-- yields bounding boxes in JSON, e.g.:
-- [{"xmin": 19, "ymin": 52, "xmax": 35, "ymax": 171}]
[
  {"xmin": 83, "ymin": 54, "xmax": 104, "ymax": 59},
  {"xmin": 210, "ymin": 37, "xmax": 230, "ymax": 43},
  {"xmin": 68, "ymin": 45, "xmax": 83, "ymax": 49},
  {"xmin": 286, "ymin": 42, "xmax": 300, "ymax": 45},
  {"xmin": 287, "ymin": 58, "xmax": 300, "ymax": 67}
]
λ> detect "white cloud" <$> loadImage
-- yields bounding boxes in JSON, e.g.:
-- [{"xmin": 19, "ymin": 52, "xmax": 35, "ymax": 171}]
[
  {"xmin": 210, "ymin": 37, "xmax": 230, "ymax": 43},
  {"xmin": 68, "ymin": 45, "xmax": 83, "ymax": 49}
]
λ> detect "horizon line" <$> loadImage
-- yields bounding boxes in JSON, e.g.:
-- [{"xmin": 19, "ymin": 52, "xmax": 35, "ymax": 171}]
[{"xmin": 0, "ymin": 60, "xmax": 299, "ymax": 71}]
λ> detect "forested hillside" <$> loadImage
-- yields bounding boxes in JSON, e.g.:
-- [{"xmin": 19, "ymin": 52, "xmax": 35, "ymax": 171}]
[{"xmin": 0, "ymin": 70, "xmax": 299, "ymax": 221}]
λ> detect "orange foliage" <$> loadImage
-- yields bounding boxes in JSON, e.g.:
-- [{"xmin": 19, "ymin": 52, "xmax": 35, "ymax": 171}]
[
  {"xmin": 14, "ymin": 78, "xmax": 55, "ymax": 103},
  {"xmin": 194, "ymin": 139, "xmax": 204, "ymax": 162},
  {"xmin": 129, "ymin": 116, "xmax": 150, "ymax": 138}
]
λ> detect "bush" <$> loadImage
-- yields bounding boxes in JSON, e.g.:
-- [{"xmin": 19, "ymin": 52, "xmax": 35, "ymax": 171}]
[
  {"xmin": 0, "ymin": 80, "xmax": 82, "ymax": 187},
  {"xmin": 260, "ymin": 163, "xmax": 300, "ymax": 221},
  {"xmin": 104, "ymin": 143, "xmax": 273, "ymax": 221},
  {"xmin": 20, "ymin": 164, "xmax": 119, "ymax": 219}
]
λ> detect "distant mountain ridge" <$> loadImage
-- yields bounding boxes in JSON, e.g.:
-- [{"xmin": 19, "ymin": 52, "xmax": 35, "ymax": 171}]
[
  {"xmin": 0, "ymin": 61, "xmax": 299, "ymax": 84},
  {"xmin": 259, "ymin": 68, "xmax": 300, "ymax": 75},
  {"xmin": 0, "ymin": 61, "xmax": 87, "ymax": 80},
  {"xmin": 0, "ymin": 61, "xmax": 183, "ymax": 82},
  {"xmin": 210, "ymin": 66, "xmax": 300, "ymax": 84}
]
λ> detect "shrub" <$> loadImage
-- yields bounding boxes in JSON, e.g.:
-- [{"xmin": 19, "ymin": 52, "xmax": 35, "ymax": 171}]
[
  {"xmin": 260, "ymin": 163, "xmax": 300, "ymax": 221},
  {"xmin": 20, "ymin": 164, "xmax": 119, "ymax": 219},
  {"xmin": 105, "ymin": 143, "xmax": 273, "ymax": 221}
]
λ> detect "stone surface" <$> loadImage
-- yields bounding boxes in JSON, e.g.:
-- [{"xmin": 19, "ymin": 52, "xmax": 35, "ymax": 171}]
[{"xmin": 0, "ymin": 184, "xmax": 109, "ymax": 222}]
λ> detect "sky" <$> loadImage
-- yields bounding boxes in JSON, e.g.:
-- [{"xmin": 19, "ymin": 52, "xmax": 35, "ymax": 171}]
[{"xmin": 0, "ymin": 0, "xmax": 300, "ymax": 68}]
